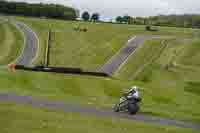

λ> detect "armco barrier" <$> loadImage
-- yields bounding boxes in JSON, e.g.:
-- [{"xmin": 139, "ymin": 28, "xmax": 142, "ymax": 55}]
[{"xmin": 15, "ymin": 65, "xmax": 110, "ymax": 78}]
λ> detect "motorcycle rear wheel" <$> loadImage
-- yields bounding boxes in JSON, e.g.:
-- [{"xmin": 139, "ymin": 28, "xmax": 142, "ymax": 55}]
[{"xmin": 113, "ymin": 104, "xmax": 120, "ymax": 112}]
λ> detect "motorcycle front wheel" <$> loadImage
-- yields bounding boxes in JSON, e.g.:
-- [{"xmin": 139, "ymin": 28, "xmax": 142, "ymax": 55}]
[{"xmin": 128, "ymin": 103, "xmax": 139, "ymax": 115}]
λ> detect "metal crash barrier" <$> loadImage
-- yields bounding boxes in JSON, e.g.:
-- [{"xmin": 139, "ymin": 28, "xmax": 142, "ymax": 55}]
[{"xmin": 8, "ymin": 64, "xmax": 110, "ymax": 78}]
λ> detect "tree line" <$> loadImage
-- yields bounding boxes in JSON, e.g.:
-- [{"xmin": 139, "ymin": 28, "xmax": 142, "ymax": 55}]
[
  {"xmin": 0, "ymin": 1, "xmax": 78, "ymax": 20},
  {"xmin": 81, "ymin": 11, "xmax": 200, "ymax": 28},
  {"xmin": 148, "ymin": 15, "xmax": 200, "ymax": 28},
  {"xmin": 115, "ymin": 14, "xmax": 200, "ymax": 28},
  {"xmin": 1, "ymin": 0, "xmax": 199, "ymax": 28}
]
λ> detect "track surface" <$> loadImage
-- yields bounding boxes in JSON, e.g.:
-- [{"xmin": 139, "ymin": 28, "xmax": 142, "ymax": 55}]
[
  {"xmin": 0, "ymin": 93, "xmax": 199, "ymax": 130},
  {"xmin": 14, "ymin": 21, "xmax": 38, "ymax": 66},
  {"xmin": 100, "ymin": 36, "xmax": 150, "ymax": 75}
]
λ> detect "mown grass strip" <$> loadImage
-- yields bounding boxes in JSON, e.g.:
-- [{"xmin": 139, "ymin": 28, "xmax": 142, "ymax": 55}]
[
  {"xmin": 0, "ymin": 20, "xmax": 23, "ymax": 65},
  {"xmin": 0, "ymin": 102, "xmax": 198, "ymax": 133}
]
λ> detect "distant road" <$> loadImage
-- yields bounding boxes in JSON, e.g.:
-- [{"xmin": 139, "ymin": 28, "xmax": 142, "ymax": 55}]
[
  {"xmin": 14, "ymin": 21, "xmax": 38, "ymax": 66},
  {"xmin": 99, "ymin": 36, "xmax": 148, "ymax": 75}
]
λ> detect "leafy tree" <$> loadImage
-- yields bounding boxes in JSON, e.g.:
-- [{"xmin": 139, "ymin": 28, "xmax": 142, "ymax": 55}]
[
  {"xmin": 116, "ymin": 16, "xmax": 123, "ymax": 23},
  {"xmin": 91, "ymin": 13, "xmax": 100, "ymax": 22},
  {"xmin": 81, "ymin": 11, "xmax": 90, "ymax": 21},
  {"xmin": 121, "ymin": 15, "xmax": 135, "ymax": 24},
  {"xmin": 122, "ymin": 15, "xmax": 131, "ymax": 24}
]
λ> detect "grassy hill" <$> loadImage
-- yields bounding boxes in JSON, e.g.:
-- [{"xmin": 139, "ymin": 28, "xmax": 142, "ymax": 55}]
[
  {"xmin": 49, "ymin": 23, "xmax": 135, "ymax": 70},
  {"xmin": 118, "ymin": 38, "xmax": 200, "ymax": 86},
  {"xmin": 0, "ymin": 18, "xmax": 23, "ymax": 65},
  {"xmin": 16, "ymin": 16, "xmax": 196, "ymax": 68},
  {"xmin": 16, "ymin": 17, "xmax": 138, "ymax": 69},
  {"xmin": 0, "ymin": 16, "xmax": 199, "ymax": 131},
  {"xmin": 176, "ymin": 39, "xmax": 200, "ymax": 66},
  {"xmin": 116, "ymin": 37, "xmax": 200, "ymax": 122},
  {"xmin": 115, "ymin": 39, "xmax": 167, "ymax": 79}
]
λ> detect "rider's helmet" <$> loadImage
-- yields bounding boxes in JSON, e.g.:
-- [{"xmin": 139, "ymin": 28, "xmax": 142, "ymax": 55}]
[{"xmin": 129, "ymin": 86, "xmax": 138, "ymax": 93}]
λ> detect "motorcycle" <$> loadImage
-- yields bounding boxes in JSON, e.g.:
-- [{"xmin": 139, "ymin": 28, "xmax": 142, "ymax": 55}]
[{"xmin": 113, "ymin": 95, "xmax": 141, "ymax": 115}]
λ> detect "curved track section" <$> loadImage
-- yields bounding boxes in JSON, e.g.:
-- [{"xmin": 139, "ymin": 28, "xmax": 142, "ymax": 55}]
[
  {"xmin": 0, "ymin": 93, "xmax": 199, "ymax": 130},
  {"xmin": 14, "ymin": 21, "xmax": 38, "ymax": 66}
]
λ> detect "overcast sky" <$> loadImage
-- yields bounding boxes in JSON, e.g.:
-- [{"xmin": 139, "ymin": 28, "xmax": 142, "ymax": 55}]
[{"xmin": 9, "ymin": 0, "xmax": 200, "ymax": 20}]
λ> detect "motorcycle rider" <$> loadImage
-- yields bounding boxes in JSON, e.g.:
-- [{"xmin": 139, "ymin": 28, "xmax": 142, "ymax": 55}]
[
  {"xmin": 114, "ymin": 85, "xmax": 141, "ymax": 114},
  {"xmin": 125, "ymin": 86, "xmax": 141, "ymax": 101}
]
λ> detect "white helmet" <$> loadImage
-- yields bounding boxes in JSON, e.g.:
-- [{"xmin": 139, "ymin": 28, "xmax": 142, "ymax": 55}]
[{"xmin": 130, "ymin": 86, "xmax": 138, "ymax": 92}]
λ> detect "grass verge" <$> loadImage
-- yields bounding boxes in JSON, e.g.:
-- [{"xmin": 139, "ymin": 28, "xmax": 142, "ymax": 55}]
[
  {"xmin": 0, "ymin": 102, "xmax": 198, "ymax": 133},
  {"xmin": 0, "ymin": 19, "xmax": 23, "ymax": 65},
  {"xmin": 0, "ymin": 68, "xmax": 200, "ymax": 122}
]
